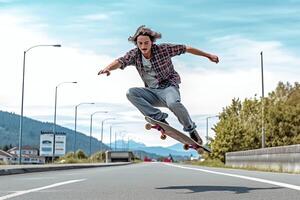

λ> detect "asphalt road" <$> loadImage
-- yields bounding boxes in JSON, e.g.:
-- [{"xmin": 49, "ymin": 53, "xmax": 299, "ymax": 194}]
[{"xmin": 0, "ymin": 162, "xmax": 299, "ymax": 200}]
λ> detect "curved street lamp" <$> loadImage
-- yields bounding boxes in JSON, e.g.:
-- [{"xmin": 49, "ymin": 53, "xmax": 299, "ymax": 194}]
[
  {"xmin": 89, "ymin": 111, "xmax": 108, "ymax": 156},
  {"xmin": 100, "ymin": 118, "xmax": 115, "ymax": 152},
  {"xmin": 73, "ymin": 102, "xmax": 95, "ymax": 153},
  {"xmin": 19, "ymin": 44, "xmax": 61, "ymax": 164},
  {"xmin": 115, "ymin": 130, "xmax": 127, "ymax": 151},
  {"xmin": 52, "ymin": 81, "xmax": 77, "ymax": 162}
]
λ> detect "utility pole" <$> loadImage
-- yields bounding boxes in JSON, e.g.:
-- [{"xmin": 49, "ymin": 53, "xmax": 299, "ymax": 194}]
[{"xmin": 260, "ymin": 51, "xmax": 265, "ymax": 148}]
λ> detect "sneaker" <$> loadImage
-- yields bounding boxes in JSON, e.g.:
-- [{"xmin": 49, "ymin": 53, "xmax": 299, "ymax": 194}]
[
  {"xmin": 189, "ymin": 129, "xmax": 203, "ymax": 145},
  {"xmin": 159, "ymin": 119, "xmax": 169, "ymax": 125}
]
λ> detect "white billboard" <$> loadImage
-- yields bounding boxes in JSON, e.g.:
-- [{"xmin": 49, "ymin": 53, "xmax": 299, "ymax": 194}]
[
  {"xmin": 54, "ymin": 134, "xmax": 66, "ymax": 156},
  {"xmin": 40, "ymin": 132, "xmax": 66, "ymax": 157},
  {"xmin": 40, "ymin": 132, "xmax": 54, "ymax": 156}
]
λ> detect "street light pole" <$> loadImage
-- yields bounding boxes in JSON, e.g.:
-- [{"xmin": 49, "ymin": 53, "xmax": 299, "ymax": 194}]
[
  {"xmin": 109, "ymin": 125, "xmax": 112, "ymax": 150},
  {"xmin": 117, "ymin": 130, "xmax": 127, "ymax": 151},
  {"xmin": 127, "ymin": 136, "xmax": 130, "ymax": 151},
  {"xmin": 74, "ymin": 102, "xmax": 95, "ymax": 153},
  {"xmin": 122, "ymin": 135, "xmax": 125, "ymax": 151},
  {"xmin": 206, "ymin": 115, "xmax": 219, "ymax": 145},
  {"xmin": 89, "ymin": 111, "xmax": 108, "ymax": 156},
  {"xmin": 19, "ymin": 44, "xmax": 61, "ymax": 164},
  {"xmin": 100, "ymin": 118, "xmax": 115, "ymax": 152},
  {"xmin": 260, "ymin": 51, "xmax": 265, "ymax": 148},
  {"xmin": 206, "ymin": 117, "xmax": 208, "ymax": 144},
  {"xmin": 52, "ymin": 81, "xmax": 77, "ymax": 162},
  {"xmin": 115, "ymin": 131, "xmax": 117, "ymax": 151},
  {"xmin": 108, "ymin": 124, "xmax": 122, "ymax": 150}
]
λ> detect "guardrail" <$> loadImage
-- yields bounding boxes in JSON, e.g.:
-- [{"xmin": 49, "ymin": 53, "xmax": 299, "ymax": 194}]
[{"xmin": 225, "ymin": 144, "xmax": 300, "ymax": 173}]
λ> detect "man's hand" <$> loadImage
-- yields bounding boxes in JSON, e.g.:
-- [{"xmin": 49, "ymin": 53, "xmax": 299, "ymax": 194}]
[
  {"xmin": 98, "ymin": 68, "xmax": 111, "ymax": 76},
  {"xmin": 208, "ymin": 54, "xmax": 219, "ymax": 63},
  {"xmin": 185, "ymin": 46, "xmax": 219, "ymax": 64},
  {"xmin": 97, "ymin": 60, "xmax": 121, "ymax": 76}
]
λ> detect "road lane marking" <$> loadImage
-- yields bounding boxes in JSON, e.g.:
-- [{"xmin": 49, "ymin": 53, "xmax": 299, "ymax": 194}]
[
  {"xmin": 19, "ymin": 177, "xmax": 55, "ymax": 180},
  {"xmin": 0, "ymin": 179, "xmax": 85, "ymax": 200},
  {"xmin": 165, "ymin": 163, "xmax": 300, "ymax": 191}
]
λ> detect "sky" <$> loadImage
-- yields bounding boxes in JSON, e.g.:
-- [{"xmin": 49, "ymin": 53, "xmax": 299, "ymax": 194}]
[{"xmin": 0, "ymin": 0, "xmax": 299, "ymax": 147}]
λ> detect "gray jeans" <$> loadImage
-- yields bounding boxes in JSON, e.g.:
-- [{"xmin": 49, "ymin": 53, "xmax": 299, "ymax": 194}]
[{"xmin": 126, "ymin": 86, "xmax": 196, "ymax": 132}]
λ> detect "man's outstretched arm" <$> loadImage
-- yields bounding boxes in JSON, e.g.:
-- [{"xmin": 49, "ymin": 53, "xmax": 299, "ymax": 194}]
[
  {"xmin": 97, "ymin": 60, "xmax": 121, "ymax": 76},
  {"xmin": 186, "ymin": 46, "xmax": 219, "ymax": 63}
]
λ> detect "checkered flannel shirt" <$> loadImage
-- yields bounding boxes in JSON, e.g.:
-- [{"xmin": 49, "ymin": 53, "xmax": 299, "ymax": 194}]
[{"xmin": 117, "ymin": 43, "xmax": 186, "ymax": 88}]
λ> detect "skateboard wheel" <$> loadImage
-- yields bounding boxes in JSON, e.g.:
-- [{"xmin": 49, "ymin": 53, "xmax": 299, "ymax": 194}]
[
  {"xmin": 160, "ymin": 134, "xmax": 167, "ymax": 140},
  {"xmin": 145, "ymin": 123, "xmax": 152, "ymax": 130},
  {"xmin": 197, "ymin": 148, "xmax": 204, "ymax": 154},
  {"xmin": 183, "ymin": 144, "xmax": 189, "ymax": 150}
]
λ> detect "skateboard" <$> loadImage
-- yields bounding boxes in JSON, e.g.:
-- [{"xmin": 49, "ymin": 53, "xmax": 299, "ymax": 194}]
[{"xmin": 145, "ymin": 116, "xmax": 211, "ymax": 154}]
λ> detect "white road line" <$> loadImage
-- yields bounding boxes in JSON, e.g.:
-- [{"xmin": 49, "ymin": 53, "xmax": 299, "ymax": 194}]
[
  {"xmin": 164, "ymin": 163, "xmax": 300, "ymax": 191},
  {"xmin": 19, "ymin": 177, "xmax": 55, "ymax": 180},
  {"xmin": 0, "ymin": 179, "xmax": 86, "ymax": 200}
]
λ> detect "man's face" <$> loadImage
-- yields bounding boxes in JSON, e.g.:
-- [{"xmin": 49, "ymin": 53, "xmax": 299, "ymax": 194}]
[{"xmin": 136, "ymin": 35, "xmax": 152, "ymax": 57}]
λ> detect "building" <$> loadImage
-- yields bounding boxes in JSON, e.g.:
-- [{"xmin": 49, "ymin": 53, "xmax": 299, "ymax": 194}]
[
  {"xmin": 0, "ymin": 150, "xmax": 13, "ymax": 164},
  {"xmin": 7, "ymin": 146, "xmax": 45, "ymax": 164},
  {"xmin": 8, "ymin": 145, "xmax": 39, "ymax": 156}
]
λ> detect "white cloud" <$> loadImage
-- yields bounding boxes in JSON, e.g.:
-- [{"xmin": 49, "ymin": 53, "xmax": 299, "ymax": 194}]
[
  {"xmin": 79, "ymin": 11, "xmax": 123, "ymax": 22},
  {"xmin": 210, "ymin": 35, "xmax": 300, "ymax": 71},
  {"xmin": 82, "ymin": 14, "xmax": 109, "ymax": 21}
]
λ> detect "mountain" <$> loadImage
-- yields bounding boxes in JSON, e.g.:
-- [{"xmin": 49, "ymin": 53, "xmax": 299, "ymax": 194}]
[
  {"xmin": 167, "ymin": 143, "xmax": 191, "ymax": 152},
  {"xmin": 0, "ymin": 110, "xmax": 109, "ymax": 155},
  {"xmin": 109, "ymin": 140, "xmax": 197, "ymax": 157},
  {"xmin": 128, "ymin": 140, "xmax": 147, "ymax": 149},
  {"xmin": 106, "ymin": 139, "xmax": 146, "ymax": 150}
]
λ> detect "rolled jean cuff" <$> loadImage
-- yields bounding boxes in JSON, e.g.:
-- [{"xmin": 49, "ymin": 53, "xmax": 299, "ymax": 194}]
[
  {"xmin": 152, "ymin": 113, "xmax": 168, "ymax": 121},
  {"xmin": 184, "ymin": 122, "xmax": 197, "ymax": 132}
]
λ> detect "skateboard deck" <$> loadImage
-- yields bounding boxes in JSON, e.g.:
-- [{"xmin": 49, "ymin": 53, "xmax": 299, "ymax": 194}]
[{"xmin": 145, "ymin": 116, "xmax": 211, "ymax": 154}]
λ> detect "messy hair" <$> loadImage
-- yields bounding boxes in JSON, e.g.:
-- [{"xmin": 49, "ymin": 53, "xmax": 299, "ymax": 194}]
[{"xmin": 128, "ymin": 25, "xmax": 162, "ymax": 45}]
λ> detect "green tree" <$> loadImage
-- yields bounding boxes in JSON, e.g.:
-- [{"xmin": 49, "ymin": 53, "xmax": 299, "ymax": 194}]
[
  {"xmin": 210, "ymin": 82, "xmax": 299, "ymax": 162},
  {"xmin": 265, "ymin": 82, "xmax": 300, "ymax": 146}
]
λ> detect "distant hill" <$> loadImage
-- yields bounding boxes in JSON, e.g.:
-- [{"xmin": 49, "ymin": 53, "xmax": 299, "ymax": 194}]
[
  {"xmin": 167, "ymin": 143, "xmax": 195, "ymax": 153},
  {"xmin": 108, "ymin": 139, "xmax": 198, "ymax": 157},
  {"xmin": 0, "ymin": 110, "xmax": 109, "ymax": 155},
  {"xmin": 106, "ymin": 139, "xmax": 146, "ymax": 150}
]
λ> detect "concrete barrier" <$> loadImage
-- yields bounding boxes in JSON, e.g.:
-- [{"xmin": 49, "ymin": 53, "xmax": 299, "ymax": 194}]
[
  {"xmin": 105, "ymin": 151, "xmax": 134, "ymax": 163},
  {"xmin": 225, "ymin": 144, "xmax": 300, "ymax": 173}
]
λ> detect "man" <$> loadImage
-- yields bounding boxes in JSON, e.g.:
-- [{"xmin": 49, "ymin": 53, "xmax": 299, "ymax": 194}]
[{"xmin": 98, "ymin": 25, "xmax": 219, "ymax": 144}]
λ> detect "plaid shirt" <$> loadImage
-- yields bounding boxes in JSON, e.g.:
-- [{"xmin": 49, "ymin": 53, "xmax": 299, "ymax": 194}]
[{"xmin": 117, "ymin": 43, "xmax": 186, "ymax": 88}]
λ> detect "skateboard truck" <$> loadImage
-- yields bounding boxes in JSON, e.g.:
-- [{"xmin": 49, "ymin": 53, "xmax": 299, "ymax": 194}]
[
  {"xmin": 145, "ymin": 123, "xmax": 167, "ymax": 140},
  {"xmin": 183, "ymin": 144, "xmax": 204, "ymax": 154}
]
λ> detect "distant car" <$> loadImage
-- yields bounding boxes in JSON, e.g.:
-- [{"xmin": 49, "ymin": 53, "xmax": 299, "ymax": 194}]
[
  {"xmin": 42, "ymin": 140, "xmax": 52, "ymax": 144},
  {"xmin": 143, "ymin": 157, "xmax": 152, "ymax": 162},
  {"xmin": 163, "ymin": 158, "xmax": 172, "ymax": 163}
]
